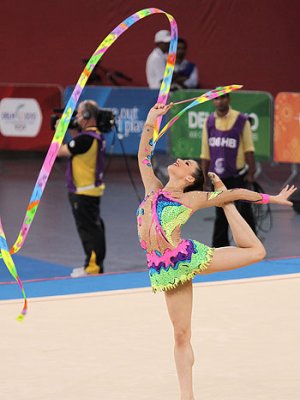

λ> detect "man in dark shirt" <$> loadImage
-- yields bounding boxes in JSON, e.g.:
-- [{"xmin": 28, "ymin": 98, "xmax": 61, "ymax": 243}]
[{"xmin": 58, "ymin": 100, "xmax": 106, "ymax": 276}]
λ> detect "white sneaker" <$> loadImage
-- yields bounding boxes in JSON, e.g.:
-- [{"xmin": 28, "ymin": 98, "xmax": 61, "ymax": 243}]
[{"xmin": 70, "ymin": 267, "xmax": 88, "ymax": 278}]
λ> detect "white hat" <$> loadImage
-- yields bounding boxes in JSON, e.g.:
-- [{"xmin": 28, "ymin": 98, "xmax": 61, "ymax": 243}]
[{"xmin": 154, "ymin": 30, "xmax": 171, "ymax": 43}]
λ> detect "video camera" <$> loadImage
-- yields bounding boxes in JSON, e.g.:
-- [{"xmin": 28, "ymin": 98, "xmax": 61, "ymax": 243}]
[
  {"xmin": 50, "ymin": 109, "xmax": 78, "ymax": 131},
  {"xmin": 96, "ymin": 108, "xmax": 116, "ymax": 133},
  {"xmin": 50, "ymin": 108, "xmax": 115, "ymax": 133}
]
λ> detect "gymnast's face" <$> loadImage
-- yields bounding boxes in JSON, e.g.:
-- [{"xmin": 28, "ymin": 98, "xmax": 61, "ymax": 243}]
[{"xmin": 168, "ymin": 158, "xmax": 199, "ymax": 183}]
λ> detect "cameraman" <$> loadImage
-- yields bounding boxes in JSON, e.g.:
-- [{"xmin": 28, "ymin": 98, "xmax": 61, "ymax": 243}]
[{"xmin": 58, "ymin": 100, "xmax": 106, "ymax": 277}]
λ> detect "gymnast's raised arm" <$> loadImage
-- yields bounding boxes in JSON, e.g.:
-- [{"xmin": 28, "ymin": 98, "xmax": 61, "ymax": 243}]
[
  {"xmin": 138, "ymin": 103, "xmax": 172, "ymax": 195},
  {"xmin": 183, "ymin": 183, "xmax": 297, "ymax": 211}
]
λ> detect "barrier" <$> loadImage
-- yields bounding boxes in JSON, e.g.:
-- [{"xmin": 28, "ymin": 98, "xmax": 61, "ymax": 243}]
[
  {"xmin": 169, "ymin": 89, "xmax": 273, "ymax": 162},
  {"xmin": 0, "ymin": 84, "xmax": 63, "ymax": 151},
  {"xmin": 0, "ymin": 85, "xmax": 275, "ymax": 160},
  {"xmin": 64, "ymin": 86, "xmax": 274, "ymax": 159}
]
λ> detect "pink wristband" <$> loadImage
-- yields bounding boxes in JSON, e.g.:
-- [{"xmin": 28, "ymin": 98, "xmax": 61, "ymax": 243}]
[{"xmin": 260, "ymin": 193, "xmax": 270, "ymax": 204}]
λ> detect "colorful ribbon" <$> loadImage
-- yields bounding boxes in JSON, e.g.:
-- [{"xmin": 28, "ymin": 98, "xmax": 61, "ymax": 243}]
[
  {"xmin": 0, "ymin": 221, "xmax": 27, "ymax": 320},
  {"xmin": 155, "ymin": 84, "xmax": 243, "ymax": 142},
  {"xmin": 0, "ymin": 8, "xmax": 178, "ymax": 319}
]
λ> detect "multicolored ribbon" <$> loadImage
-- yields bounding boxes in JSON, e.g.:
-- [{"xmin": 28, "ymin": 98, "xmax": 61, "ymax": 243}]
[
  {"xmin": 155, "ymin": 84, "xmax": 243, "ymax": 142},
  {"xmin": 0, "ymin": 221, "xmax": 27, "ymax": 320},
  {"xmin": 0, "ymin": 8, "xmax": 178, "ymax": 319}
]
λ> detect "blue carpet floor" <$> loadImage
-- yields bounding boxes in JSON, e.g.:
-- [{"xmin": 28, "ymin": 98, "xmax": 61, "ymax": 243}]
[{"xmin": 0, "ymin": 255, "xmax": 299, "ymax": 301}]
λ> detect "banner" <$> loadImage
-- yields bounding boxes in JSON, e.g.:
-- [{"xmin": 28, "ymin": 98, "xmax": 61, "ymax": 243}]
[
  {"xmin": 169, "ymin": 90, "xmax": 273, "ymax": 161},
  {"xmin": 274, "ymin": 92, "xmax": 300, "ymax": 163},
  {"xmin": 64, "ymin": 86, "xmax": 168, "ymax": 155},
  {"xmin": 0, "ymin": 84, "xmax": 63, "ymax": 151}
]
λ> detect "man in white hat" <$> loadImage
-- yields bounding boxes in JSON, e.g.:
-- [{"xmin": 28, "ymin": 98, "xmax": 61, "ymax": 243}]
[{"xmin": 146, "ymin": 30, "xmax": 171, "ymax": 89}]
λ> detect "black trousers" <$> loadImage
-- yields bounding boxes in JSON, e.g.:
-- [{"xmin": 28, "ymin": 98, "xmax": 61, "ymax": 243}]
[
  {"xmin": 212, "ymin": 175, "xmax": 256, "ymax": 247},
  {"xmin": 68, "ymin": 193, "xmax": 106, "ymax": 268}
]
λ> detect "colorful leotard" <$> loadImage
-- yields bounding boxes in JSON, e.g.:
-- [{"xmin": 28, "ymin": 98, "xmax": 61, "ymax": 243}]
[{"xmin": 137, "ymin": 189, "xmax": 214, "ymax": 292}]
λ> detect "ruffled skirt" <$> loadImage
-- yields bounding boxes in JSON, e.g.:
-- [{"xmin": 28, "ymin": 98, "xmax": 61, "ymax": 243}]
[{"xmin": 147, "ymin": 239, "xmax": 214, "ymax": 292}]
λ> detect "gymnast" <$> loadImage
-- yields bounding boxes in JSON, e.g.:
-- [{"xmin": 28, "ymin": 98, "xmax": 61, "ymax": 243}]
[{"xmin": 137, "ymin": 102, "xmax": 297, "ymax": 400}]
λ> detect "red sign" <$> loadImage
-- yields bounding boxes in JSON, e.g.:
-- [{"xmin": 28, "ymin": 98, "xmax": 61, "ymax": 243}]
[{"xmin": 0, "ymin": 84, "xmax": 63, "ymax": 151}]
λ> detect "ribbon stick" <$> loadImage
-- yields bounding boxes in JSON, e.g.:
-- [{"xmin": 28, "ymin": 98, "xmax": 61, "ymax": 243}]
[
  {"xmin": 0, "ymin": 8, "xmax": 178, "ymax": 318},
  {"xmin": 155, "ymin": 84, "xmax": 243, "ymax": 142},
  {"xmin": 172, "ymin": 97, "xmax": 202, "ymax": 106}
]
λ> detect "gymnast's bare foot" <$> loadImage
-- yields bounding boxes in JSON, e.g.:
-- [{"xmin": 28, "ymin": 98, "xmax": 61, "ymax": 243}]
[
  {"xmin": 208, "ymin": 172, "xmax": 227, "ymax": 191},
  {"xmin": 208, "ymin": 173, "xmax": 230, "ymax": 208}
]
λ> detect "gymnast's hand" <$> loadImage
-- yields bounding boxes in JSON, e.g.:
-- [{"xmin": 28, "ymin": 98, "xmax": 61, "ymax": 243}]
[
  {"xmin": 145, "ymin": 103, "xmax": 173, "ymax": 125},
  {"xmin": 272, "ymin": 185, "xmax": 297, "ymax": 206}
]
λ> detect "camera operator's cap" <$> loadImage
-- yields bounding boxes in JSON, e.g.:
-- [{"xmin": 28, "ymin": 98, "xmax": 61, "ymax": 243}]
[{"xmin": 154, "ymin": 30, "xmax": 171, "ymax": 43}]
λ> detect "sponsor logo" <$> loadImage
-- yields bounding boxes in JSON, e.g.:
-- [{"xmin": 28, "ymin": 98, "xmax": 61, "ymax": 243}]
[
  {"xmin": 0, "ymin": 98, "xmax": 42, "ymax": 137},
  {"xmin": 208, "ymin": 136, "xmax": 237, "ymax": 148},
  {"xmin": 110, "ymin": 106, "xmax": 144, "ymax": 137},
  {"xmin": 247, "ymin": 112, "xmax": 259, "ymax": 131},
  {"xmin": 214, "ymin": 157, "xmax": 225, "ymax": 175},
  {"xmin": 188, "ymin": 111, "xmax": 210, "ymax": 129}
]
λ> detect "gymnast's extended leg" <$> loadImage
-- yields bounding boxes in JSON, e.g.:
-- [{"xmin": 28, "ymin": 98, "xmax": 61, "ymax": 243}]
[{"xmin": 205, "ymin": 174, "xmax": 266, "ymax": 273}]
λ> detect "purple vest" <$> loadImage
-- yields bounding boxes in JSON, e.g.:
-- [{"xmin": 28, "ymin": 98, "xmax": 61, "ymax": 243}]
[
  {"xmin": 206, "ymin": 113, "xmax": 247, "ymax": 178},
  {"xmin": 66, "ymin": 130, "xmax": 105, "ymax": 193}
]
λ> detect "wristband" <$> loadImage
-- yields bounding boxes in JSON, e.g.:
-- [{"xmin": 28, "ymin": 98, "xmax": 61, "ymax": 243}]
[{"xmin": 260, "ymin": 193, "xmax": 270, "ymax": 204}]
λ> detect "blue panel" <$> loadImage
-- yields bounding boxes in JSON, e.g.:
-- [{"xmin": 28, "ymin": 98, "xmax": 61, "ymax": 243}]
[{"xmin": 64, "ymin": 86, "xmax": 168, "ymax": 155}]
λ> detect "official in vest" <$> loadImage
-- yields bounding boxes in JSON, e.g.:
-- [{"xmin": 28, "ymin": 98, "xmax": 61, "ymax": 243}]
[
  {"xmin": 200, "ymin": 93, "xmax": 257, "ymax": 247},
  {"xmin": 58, "ymin": 100, "xmax": 106, "ymax": 276}
]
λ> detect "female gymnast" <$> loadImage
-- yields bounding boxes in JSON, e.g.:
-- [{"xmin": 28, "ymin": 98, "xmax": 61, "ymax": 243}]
[{"xmin": 137, "ymin": 103, "xmax": 297, "ymax": 400}]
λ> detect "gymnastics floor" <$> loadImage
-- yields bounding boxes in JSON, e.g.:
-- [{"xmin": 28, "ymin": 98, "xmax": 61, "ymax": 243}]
[
  {"xmin": 1, "ymin": 257, "xmax": 300, "ymax": 400},
  {"xmin": 1, "ymin": 156, "xmax": 300, "ymax": 399}
]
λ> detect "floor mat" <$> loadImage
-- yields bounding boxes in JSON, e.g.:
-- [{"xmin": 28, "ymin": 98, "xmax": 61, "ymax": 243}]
[{"xmin": 0, "ymin": 256, "xmax": 299, "ymax": 300}]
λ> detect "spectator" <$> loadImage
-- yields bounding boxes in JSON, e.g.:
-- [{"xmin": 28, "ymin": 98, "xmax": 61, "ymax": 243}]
[
  {"xmin": 146, "ymin": 30, "xmax": 171, "ymax": 89},
  {"xmin": 172, "ymin": 37, "xmax": 199, "ymax": 89},
  {"xmin": 58, "ymin": 100, "xmax": 106, "ymax": 277},
  {"xmin": 200, "ymin": 92, "xmax": 257, "ymax": 247}
]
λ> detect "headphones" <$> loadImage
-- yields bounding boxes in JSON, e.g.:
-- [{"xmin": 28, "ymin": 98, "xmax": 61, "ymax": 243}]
[
  {"xmin": 83, "ymin": 110, "xmax": 91, "ymax": 120},
  {"xmin": 81, "ymin": 101, "xmax": 100, "ymax": 122}
]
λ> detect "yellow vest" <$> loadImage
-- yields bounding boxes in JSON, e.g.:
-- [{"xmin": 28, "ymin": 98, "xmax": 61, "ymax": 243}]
[{"xmin": 72, "ymin": 130, "xmax": 105, "ymax": 197}]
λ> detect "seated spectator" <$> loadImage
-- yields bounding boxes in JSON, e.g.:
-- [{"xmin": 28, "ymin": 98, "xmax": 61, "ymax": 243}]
[
  {"xmin": 146, "ymin": 30, "xmax": 171, "ymax": 89},
  {"xmin": 172, "ymin": 38, "xmax": 199, "ymax": 89}
]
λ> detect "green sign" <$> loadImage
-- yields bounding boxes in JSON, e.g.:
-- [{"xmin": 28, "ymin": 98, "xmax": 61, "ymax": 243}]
[{"xmin": 168, "ymin": 90, "xmax": 273, "ymax": 161}]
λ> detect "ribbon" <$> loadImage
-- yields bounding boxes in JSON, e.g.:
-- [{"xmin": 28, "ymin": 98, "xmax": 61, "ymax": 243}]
[
  {"xmin": 0, "ymin": 221, "xmax": 27, "ymax": 320},
  {"xmin": 155, "ymin": 84, "xmax": 243, "ymax": 142},
  {"xmin": 0, "ymin": 8, "xmax": 178, "ymax": 319}
]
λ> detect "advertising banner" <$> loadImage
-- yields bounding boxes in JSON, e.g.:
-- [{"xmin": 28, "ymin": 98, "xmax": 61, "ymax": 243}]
[
  {"xmin": 168, "ymin": 90, "xmax": 273, "ymax": 161},
  {"xmin": 274, "ymin": 92, "xmax": 300, "ymax": 163},
  {"xmin": 64, "ymin": 86, "xmax": 167, "ymax": 155},
  {"xmin": 0, "ymin": 84, "xmax": 63, "ymax": 151}
]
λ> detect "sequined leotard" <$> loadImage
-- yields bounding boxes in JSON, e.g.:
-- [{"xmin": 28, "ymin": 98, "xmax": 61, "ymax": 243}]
[{"xmin": 137, "ymin": 189, "xmax": 214, "ymax": 292}]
